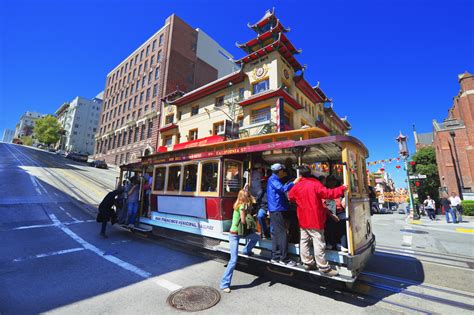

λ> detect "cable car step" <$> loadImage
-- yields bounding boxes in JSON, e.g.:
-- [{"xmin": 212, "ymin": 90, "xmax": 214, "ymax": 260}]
[
  {"xmin": 213, "ymin": 246, "xmax": 354, "ymax": 283},
  {"xmin": 118, "ymin": 223, "xmax": 152, "ymax": 233}
]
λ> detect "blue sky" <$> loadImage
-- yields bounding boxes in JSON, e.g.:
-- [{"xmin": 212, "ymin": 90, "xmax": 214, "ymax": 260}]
[{"xmin": 1, "ymin": 0, "xmax": 473, "ymax": 187}]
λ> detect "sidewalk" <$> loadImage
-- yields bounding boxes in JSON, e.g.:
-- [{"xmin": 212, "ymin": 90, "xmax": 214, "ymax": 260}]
[{"xmin": 406, "ymin": 215, "xmax": 474, "ymax": 232}]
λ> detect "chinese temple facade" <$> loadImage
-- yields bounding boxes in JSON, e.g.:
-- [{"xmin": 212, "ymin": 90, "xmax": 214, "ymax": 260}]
[{"xmin": 159, "ymin": 9, "xmax": 350, "ymax": 149}]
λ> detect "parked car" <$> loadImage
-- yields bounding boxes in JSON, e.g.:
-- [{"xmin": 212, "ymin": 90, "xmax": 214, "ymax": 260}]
[
  {"xmin": 398, "ymin": 208, "xmax": 406, "ymax": 214},
  {"xmin": 88, "ymin": 160, "xmax": 108, "ymax": 169},
  {"xmin": 66, "ymin": 152, "xmax": 89, "ymax": 163},
  {"xmin": 56, "ymin": 150, "xmax": 67, "ymax": 156},
  {"xmin": 48, "ymin": 147, "xmax": 56, "ymax": 152}
]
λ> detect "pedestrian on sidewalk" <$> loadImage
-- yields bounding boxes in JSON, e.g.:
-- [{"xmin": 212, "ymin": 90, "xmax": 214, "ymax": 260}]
[
  {"xmin": 288, "ymin": 165, "xmax": 346, "ymax": 276},
  {"xmin": 440, "ymin": 193, "xmax": 455, "ymax": 223},
  {"xmin": 449, "ymin": 192, "xmax": 462, "ymax": 223},
  {"xmin": 97, "ymin": 186, "xmax": 124, "ymax": 238},
  {"xmin": 423, "ymin": 196, "xmax": 436, "ymax": 221},
  {"xmin": 220, "ymin": 189, "xmax": 260, "ymax": 293}
]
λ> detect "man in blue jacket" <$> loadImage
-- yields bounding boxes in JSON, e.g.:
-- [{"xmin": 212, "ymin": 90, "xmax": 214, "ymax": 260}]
[{"xmin": 267, "ymin": 163, "xmax": 300, "ymax": 266}]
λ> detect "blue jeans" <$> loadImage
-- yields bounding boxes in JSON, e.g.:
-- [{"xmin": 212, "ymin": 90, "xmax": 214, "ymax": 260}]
[
  {"xmin": 257, "ymin": 209, "xmax": 270, "ymax": 236},
  {"xmin": 445, "ymin": 207, "xmax": 455, "ymax": 223},
  {"xmin": 127, "ymin": 201, "xmax": 138, "ymax": 224},
  {"xmin": 220, "ymin": 232, "xmax": 259, "ymax": 289}
]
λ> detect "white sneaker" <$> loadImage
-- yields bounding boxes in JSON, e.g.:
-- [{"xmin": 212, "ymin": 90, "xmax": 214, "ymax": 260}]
[{"xmin": 337, "ymin": 244, "xmax": 348, "ymax": 252}]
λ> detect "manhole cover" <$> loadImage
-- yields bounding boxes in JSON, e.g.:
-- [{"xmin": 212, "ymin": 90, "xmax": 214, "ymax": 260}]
[
  {"xmin": 400, "ymin": 229, "xmax": 428, "ymax": 234},
  {"xmin": 167, "ymin": 286, "xmax": 221, "ymax": 312}
]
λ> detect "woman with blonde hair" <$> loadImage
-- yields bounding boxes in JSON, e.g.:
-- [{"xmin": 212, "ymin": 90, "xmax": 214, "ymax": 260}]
[{"xmin": 220, "ymin": 189, "xmax": 260, "ymax": 293}]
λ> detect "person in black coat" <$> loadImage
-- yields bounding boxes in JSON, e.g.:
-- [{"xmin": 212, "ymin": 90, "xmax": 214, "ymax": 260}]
[{"xmin": 97, "ymin": 186, "xmax": 124, "ymax": 238}]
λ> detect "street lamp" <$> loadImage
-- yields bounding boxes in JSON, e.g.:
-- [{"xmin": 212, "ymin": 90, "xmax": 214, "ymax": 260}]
[
  {"xmin": 449, "ymin": 130, "xmax": 464, "ymax": 198},
  {"xmin": 395, "ymin": 132, "xmax": 419, "ymax": 220}
]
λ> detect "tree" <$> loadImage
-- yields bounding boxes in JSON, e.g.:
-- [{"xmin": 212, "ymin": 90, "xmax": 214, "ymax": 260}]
[
  {"xmin": 34, "ymin": 115, "xmax": 61, "ymax": 146},
  {"xmin": 410, "ymin": 146, "xmax": 441, "ymax": 202},
  {"xmin": 20, "ymin": 135, "xmax": 33, "ymax": 146}
]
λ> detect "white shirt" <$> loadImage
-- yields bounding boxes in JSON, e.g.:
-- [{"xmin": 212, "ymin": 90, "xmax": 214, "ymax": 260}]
[
  {"xmin": 424, "ymin": 199, "xmax": 435, "ymax": 209},
  {"xmin": 449, "ymin": 196, "xmax": 461, "ymax": 206}
]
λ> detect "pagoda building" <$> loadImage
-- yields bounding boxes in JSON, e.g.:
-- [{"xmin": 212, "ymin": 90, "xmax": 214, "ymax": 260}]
[{"xmin": 160, "ymin": 9, "xmax": 350, "ymax": 149}]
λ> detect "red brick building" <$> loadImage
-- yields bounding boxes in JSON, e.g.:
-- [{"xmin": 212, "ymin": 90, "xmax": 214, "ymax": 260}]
[
  {"xmin": 433, "ymin": 71, "xmax": 474, "ymax": 198},
  {"xmin": 93, "ymin": 14, "xmax": 234, "ymax": 165}
]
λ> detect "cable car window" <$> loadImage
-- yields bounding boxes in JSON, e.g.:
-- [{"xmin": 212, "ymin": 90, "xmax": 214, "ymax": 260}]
[
  {"xmin": 224, "ymin": 160, "xmax": 242, "ymax": 194},
  {"xmin": 167, "ymin": 165, "xmax": 181, "ymax": 192},
  {"xmin": 183, "ymin": 164, "xmax": 198, "ymax": 192},
  {"xmin": 153, "ymin": 167, "xmax": 165, "ymax": 191},
  {"xmin": 201, "ymin": 161, "xmax": 219, "ymax": 192}
]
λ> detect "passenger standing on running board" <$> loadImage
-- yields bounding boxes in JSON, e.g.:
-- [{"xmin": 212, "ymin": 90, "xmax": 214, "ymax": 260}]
[
  {"xmin": 267, "ymin": 163, "xmax": 300, "ymax": 267},
  {"xmin": 288, "ymin": 165, "xmax": 346, "ymax": 276}
]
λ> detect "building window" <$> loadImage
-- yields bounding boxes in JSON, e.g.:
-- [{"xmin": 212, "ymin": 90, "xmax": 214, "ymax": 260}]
[
  {"xmin": 134, "ymin": 127, "xmax": 139, "ymax": 142},
  {"xmin": 239, "ymin": 88, "xmax": 245, "ymax": 100},
  {"xmin": 191, "ymin": 105, "xmax": 199, "ymax": 116},
  {"xmin": 159, "ymin": 34, "xmax": 164, "ymax": 46},
  {"xmin": 213, "ymin": 121, "xmax": 225, "ymax": 135},
  {"xmin": 137, "ymin": 109, "xmax": 142, "ymax": 118},
  {"xmin": 237, "ymin": 116, "xmax": 244, "ymax": 127},
  {"xmin": 128, "ymin": 130, "xmax": 132, "ymax": 144},
  {"xmin": 140, "ymin": 125, "xmax": 145, "ymax": 140},
  {"xmin": 134, "ymin": 95, "xmax": 138, "ymax": 107},
  {"xmin": 188, "ymin": 129, "xmax": 198, "ymax": 141},
  {"xmin": 165, "ymin": 114, "xmax": 174, "ymax": 125},
  {"xmin": 148, "ymin": 72, "xmax": 152, "ymax": 84},
  {"xmin": 140, "ymin": 92, "xmax": 144, "ymax": 104},
  {"xmin": 151, "ymin": 101, "xmax": 156, "ymax": 111},
  {"xmin": 155, "ymin": 67, "xmax": 160, "ymax": 80},
  {"xmin": 140, "ymin": 50, "xmax": 144, "ymax": 61},
  {"xmin": 153, "ymin": 84, "xmax": 158, "ymax": 97},
  {"xmin": 163, "ymin": 135, "xmax": 173, "ymax": 147},
  {"xmin": 138, "ymin": 65, "xmax": 142, "ymax": 75},
  {"xmin": 125, "ymin": 152, "xmax": 130, "ymax": 162},
  {"xmin": 157, "ymin": 51, "xmax": 162, "ymax": 62},
  {"xmin": 252, "ymin": 79, "xmax": 269, "ymax": 94},
  {"xmin": 142, "ymin": 76, "xmax": 146, "ymax": 88},
  {"xmin": 146, "ymin": 45, "xmax": 150, "ymax": 57},
  {"xmin": 122, "ymin": 132, "xmax": 127, "ymax": 146},
  {"xmin": 146, "ymin": 88, "xmax": 150, "ymax": 102},
  {"xmin": 250, "ymin": 107, "xmax": 271, "ymax": 124},
  {"xmin": 215, "ymin": 96, "xmax": 224, "ymax": 107},
  {"xmin": 144, "ymin": 60, "xmax": 148, "ymax": 70},
  {"xmin": 147, "ymin": 121, "xmax": 153, "ymax": 138},
  {"xmin": 117, "ymin": 134, "xmax": 122, "ymax": 147},
  {"xmin": 136, "ymin": 79, "xmax": 140, "ymax": 88},
  {"xmin": 152, "ymin": 40, "xmax": 157, "ymax": 52},
  {"xmin": 283, "ymin": 110, "xmax": 293, "ymax": 129},
  {"xmin": 150, "ymin": 55, "xmax": 155, "ymax": 66}
]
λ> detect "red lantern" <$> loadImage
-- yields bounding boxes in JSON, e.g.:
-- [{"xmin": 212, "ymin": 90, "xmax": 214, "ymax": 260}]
[
  {"xmin": 396, "ymin": 165, "xmax": 401, "ymax": 169},
  {"xmin": 415, "ymin": 181, "xmax": 420, "ymax": 187},
  {"xmin": 410, "ymin": 161, "xmax": 416, "ymax": 166},
  {"xmin": 380, "ymin": 168, "xmax": 385, "ymax": 172}
]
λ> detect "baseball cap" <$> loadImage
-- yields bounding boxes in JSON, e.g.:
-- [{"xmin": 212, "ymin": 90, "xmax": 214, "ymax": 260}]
[{"xmin": 271, "ymin": 163, "xmax": 285, "ymax": 171}]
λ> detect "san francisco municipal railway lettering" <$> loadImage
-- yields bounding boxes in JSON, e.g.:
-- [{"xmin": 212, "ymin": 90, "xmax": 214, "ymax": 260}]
[{"xmin": 154, "ymin": 216, "xmax": 215, "ymax": 231}]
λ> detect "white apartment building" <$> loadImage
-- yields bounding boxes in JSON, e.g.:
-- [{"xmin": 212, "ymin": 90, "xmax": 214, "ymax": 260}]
[
  {"xmin": 14, "ymin": 111, "xmax": 45, "ymax": 138},
  {"xmin": 56, "ymin": 92, "xmax": 103, "ymax": 155}
]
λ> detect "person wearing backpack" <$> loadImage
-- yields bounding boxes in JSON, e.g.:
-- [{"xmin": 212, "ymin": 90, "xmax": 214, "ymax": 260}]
[{"xmin": 220, "ymin": 189, "xmax": 259, "ymax": 293}]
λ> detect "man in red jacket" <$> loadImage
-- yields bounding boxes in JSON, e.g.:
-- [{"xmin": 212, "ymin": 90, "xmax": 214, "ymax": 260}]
[{"xmin": 288, "ymin": 165, "xmax": 346, "ymax": 276}]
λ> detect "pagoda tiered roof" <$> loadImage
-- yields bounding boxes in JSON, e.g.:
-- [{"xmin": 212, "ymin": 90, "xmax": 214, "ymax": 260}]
[
  {"xmin": 236, "ymin": 33, "xmax": 303, "ymax": 71},
  {"xmin": 238, "ymin": 87, "xmax": 303, "ymax": 110},
  {"xmin": 247, "ymin": 8, "xmax": 289, "ymax": 34},
  {"xmin": 237, "ymin": 9, "xmax": 302, "ymax": 71}
]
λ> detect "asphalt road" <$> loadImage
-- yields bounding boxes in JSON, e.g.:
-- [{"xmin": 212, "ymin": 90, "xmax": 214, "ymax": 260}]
[{"xmin": 0, "ymin": 143, "xmax": 473, "ymax": 314}]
